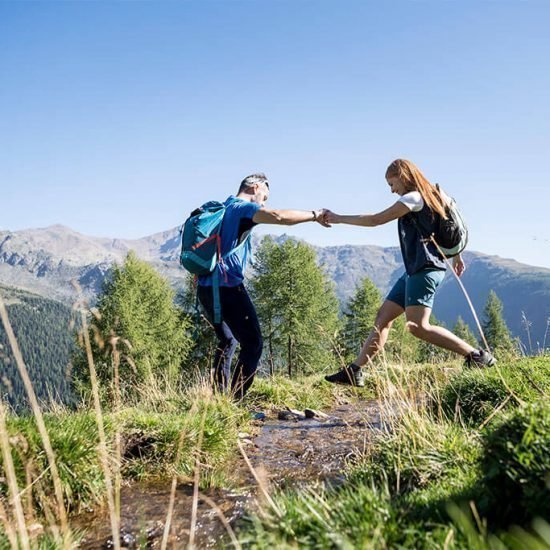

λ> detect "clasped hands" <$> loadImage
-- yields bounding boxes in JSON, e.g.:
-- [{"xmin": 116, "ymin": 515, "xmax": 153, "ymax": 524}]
[{"xmin": 313, "ymin": 208, "xmax": 339, "ymax": 228}]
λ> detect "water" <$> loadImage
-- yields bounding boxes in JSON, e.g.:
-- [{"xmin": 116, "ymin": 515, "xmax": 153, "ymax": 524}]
[{"xmin": 73, "ymin": 400, "xmax": 389, "ymax": 548}]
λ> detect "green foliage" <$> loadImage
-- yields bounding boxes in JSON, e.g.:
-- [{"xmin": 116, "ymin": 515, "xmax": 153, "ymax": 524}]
[
  {"xmin": 342, "ymin": 276, "xmax": 381, "ymax": 361},
  {"xmin": 0, "ymin": 531, "xmax": 83, "ymax": 549},
  {"xmin": 246, "ymin": 374, "xmax": 354, "ymax": 411},
  {"xmin": 175, "ymin": 273, "xmax": 217, "ymax": 368},
  {"xmin": 437, "ymin": 357, "xmax": 549, "ymax": 425},
  {"xmin": 482, "ymin": 290, "xmax": 518, "ymax": 357},
  {"xmin": 239, "ymin": 456, "xmax": 475, "ymax": 549},
  {"xmin": 250, "ymin": 237, "xmax": 341, "ymax": 377},
  {"xmin": 118, "ymin": 391, "xmax": 246, "ymax": 486},
  {"xmin": 3, "ymin": 412, "xmax": 106, "ymax": 512},
  {"xmin": 414, "ymin": 314, "xmax": 455, "ymax": 364},
  {"xmin": 453, "ymin": 316, "xmax": 479, "ymax": 348},
  {"xmin": 480, "ymin": 400, "xmax": 550, "ymax": 526},
  {"xmin": 73, "ymin": 252, "xmax": 193, "ymax": 398},
  {"xmin": 239, "ymin": 482, "xmax": 404, "ymax": 549},
  {"xmin": 382, "ymin": 314, "xmax": 419, "ymax": 363},
  {"xmin": 354, "ymin": 412, "xmax": 481, "ymax": 496},
  {"xmin": 0, "ymin": 286, "xmax": 76, "ymax": 411},
  {"xmin": 1, "ymin": 388, "xmax": 248, "ymax": 516}
]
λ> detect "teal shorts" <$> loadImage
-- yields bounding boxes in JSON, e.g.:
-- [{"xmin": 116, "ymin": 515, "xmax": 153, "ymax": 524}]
[{"xmin": 386, "ymin": 269, "xmax": 446, "ymax": 309}]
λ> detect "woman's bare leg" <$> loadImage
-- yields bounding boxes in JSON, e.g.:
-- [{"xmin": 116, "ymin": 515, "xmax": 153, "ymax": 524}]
[
  {"xmin": 405, "ymin": 305, "xmax": 475, "ymax": 355},
  {"xmin": 354, "ymin": 300, "xmax": 405, "ymax": 366}
]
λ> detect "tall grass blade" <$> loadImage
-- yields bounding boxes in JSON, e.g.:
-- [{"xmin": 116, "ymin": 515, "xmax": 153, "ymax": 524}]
[
  {"xmin": 75, "ymin": 290, "xmax": 120, "ymax": 550},
  {"xmin": 188, "ymin": 399, "xmax": 209, "ymax": 548},
  {"xmin": 0, "ymin": 398, "xmax": 30, "ymax": 549}
]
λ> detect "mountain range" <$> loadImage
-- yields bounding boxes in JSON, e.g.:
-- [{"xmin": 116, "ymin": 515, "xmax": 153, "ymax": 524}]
[{"xmin": 1, "ymin": 224, "xmax": 549, "ymax": 351}]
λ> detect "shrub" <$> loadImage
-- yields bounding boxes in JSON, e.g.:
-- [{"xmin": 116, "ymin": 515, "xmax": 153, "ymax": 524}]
[
  {"xmin": 239, "ymin": 482, "xmax": 402, "ymax": 549},
  {"xmin": 437, "ymin": 357, "xmax": 549, "ymax": 425},
  {"xmin": 480, "ymin": 400, "xmax": 550, "ymax": 526},
  {"xmin": 353, "ymin": 411, "xmax": 481, "ymax": 496},
  {"xmin": 4, "ymin": 412, "xmax": 105, "ymax": 512}
]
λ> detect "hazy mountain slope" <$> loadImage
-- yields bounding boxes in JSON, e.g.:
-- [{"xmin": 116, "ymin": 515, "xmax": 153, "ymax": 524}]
[{"xmin": 1, "ymin": 225, "xmax": 548, "ymax": 347}]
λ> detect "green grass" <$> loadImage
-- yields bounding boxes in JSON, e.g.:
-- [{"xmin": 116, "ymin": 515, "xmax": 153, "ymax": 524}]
[
  {"xmin": 436, "ymin": 356, "xmax": 549, "ymax": 425},
  {"xmin": 2, "ymin": 355, "xmax": 549, "ymax": 548},
  {"xmin": 1, "ymin": 387, "xmax": 249, "ymax": 516},
  {"xmin": 118, "ymin": 392, "xmax": 247, "ymax": 485},
  {"xmin": 245, "ymin": 374, "xmax": 361, "ymax": 411},
  {"xmin": 238, "ymin": 356, "xmax": 550, "ymax": 548},
  {"xmin": 479, "ymin": 399, "xmax": 550, "ymax": 526},
  {"xmin": 351, "ymin": 412, "xmax": 481, "ymax": 497}
]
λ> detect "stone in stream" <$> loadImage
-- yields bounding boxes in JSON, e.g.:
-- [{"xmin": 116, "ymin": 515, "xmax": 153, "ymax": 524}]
[
  {"xmin": 277, "ymin": 408, "xmax": 307, "ymax": 421},
  {"xmin": 304, "ymin": 408, "xmax": 329, "ymax": 419}
]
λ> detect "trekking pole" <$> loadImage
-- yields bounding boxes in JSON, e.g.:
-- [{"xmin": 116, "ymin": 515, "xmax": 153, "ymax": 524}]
[{"xmin": 428, "ymin": 236, "xmax": 491, "ymax": 352}]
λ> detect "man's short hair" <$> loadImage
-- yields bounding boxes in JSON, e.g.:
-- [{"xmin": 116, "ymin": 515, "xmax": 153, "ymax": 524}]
[{"xmin": 238, "ymin": 173, "xmax": 269, "ymax": 194}]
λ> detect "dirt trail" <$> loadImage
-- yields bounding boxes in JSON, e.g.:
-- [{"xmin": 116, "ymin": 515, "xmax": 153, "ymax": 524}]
[{"xmin": 74, "ymin": 399, "xmax": 386, "ymax": 548}]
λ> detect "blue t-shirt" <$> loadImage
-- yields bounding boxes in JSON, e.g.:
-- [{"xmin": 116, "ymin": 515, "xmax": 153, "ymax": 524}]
[{"xmin": 198, "ymin": 196, "xmax": 260, "ymax": 287}]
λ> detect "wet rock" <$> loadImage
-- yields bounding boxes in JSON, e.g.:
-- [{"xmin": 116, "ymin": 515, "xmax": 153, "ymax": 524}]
[
  {"xmin": 277, "ymin": 408, "xmax": 306, "ymax": 421},
  {"xmin": 304, "ymin": 408, "xmax": 329, "ymax": 419},
  {"xmin": 277, "ymin": 410, "xmax": 296, "ymax": 421}
]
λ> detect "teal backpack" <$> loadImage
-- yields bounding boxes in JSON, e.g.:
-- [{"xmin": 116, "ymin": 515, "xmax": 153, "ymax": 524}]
[{"xmin": 180, "ymin": 199, "xmax": 250, "ymax": 323}]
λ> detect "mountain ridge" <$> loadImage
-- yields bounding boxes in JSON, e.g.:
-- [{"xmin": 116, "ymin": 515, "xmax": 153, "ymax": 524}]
[{"xmin": 1, "ymin": 225, "xmax": 549, "ymax": 348}]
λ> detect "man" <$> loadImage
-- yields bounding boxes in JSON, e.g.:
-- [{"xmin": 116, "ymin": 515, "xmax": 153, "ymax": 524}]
[{"xmin": 197, "ymin": 173, "xmax": 329, "ymax": 399}]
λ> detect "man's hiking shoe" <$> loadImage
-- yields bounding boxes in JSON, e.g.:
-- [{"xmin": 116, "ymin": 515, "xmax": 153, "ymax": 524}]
[
  {"xmin": 464, "ymin": 349, "xmax": 497, "ymax": 368},
  {"xmin": 324, "ymin": 364, "xmax": 365, "ymax": 387}
]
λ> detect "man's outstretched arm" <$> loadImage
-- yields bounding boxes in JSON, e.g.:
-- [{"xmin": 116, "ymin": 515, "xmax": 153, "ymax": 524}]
[{"xmin": 253, "ymin": 208, "xmax": 329, "ymax": 227}]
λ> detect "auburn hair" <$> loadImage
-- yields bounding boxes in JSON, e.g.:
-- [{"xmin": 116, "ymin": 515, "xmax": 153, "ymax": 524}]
[{"xmin": 385, "ymin": 159, "xmax": 447, "ymax": 219}]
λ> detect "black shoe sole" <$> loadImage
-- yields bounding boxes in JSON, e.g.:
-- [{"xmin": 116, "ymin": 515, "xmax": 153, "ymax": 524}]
[{"xmin": 324, "ymin": 376, "xmax": 365, "ymax": 388}]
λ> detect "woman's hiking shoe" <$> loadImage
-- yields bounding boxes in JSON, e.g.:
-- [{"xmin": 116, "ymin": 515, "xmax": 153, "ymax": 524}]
[
  {"xmin": 464, "ymin": 349, "xmax": 497, "ymax": 368},
  {"xmin": 324, "ymin": 364, "xmax": 365, "ymax": 387}
]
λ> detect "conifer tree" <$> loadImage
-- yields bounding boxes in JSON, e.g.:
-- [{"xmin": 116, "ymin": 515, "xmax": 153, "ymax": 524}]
[
  {"xmin": 250, "ymin": 237, "xmax": 340, "ymax": 377},
  {"xmin": 342, "ymin": 277, "xmax": 381, "ymax": 362},
  {"xmin": 482, "ymin": 290, "xmax": 517, "ymax": 356},
  {"xmin": 73, "ymin": 252, "xmax": 193, "ymax": 397},
  {"xmin": 176, "ymin": 273, "xmax": 217, "ymax": 368},
  {"xmin": 453, "ymin": 316, "xmax": 479, "ymax": 348}
]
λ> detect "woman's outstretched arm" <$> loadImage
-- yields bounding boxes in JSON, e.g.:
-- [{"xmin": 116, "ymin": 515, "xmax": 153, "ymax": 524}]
[{"xmin": 324, "ymin": 201, "xmax": 410, "ymax": 227}]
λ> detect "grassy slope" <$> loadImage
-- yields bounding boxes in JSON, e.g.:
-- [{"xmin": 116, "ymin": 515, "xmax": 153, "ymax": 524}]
[
  {"xmin": 238, "ymin": 356, "xmax": 550, "ymax": 549},
  {"xmin": 1, "ymin": 357, "xmax": 549, "ymax": 548}
]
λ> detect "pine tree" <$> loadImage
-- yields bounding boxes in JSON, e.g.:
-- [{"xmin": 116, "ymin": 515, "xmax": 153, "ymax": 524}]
[
  {"xmin": 342, "ymin": 277, "xmax": 381, "ymax": 362},
  {"xmin": 73, "ymin": 252, "xmax": 193, "ymax": 397},
  {"xmin": 453, "ymin": 316, "xmax": 479, "ymax": 348},
  {"xmin": 250, "ymin": 237, "xmax": 341, "ymax": 377},
  {"xmin": 482, "ymin": 290, "xmax": 517, "ymax": 356},
  {"xmin": 176, "ymin": 273, "xmax": 217, "ymax": 368}
]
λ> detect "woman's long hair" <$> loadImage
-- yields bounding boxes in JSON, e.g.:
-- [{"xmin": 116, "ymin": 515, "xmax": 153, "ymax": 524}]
[{"xmin": 385, "ymin": 159, "xmax": 447, "ymax": 219}]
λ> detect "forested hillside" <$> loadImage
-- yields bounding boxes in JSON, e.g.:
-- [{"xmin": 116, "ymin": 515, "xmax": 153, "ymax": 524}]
[{"xmin": 0, "ymin": 285, "xmax": 76, "ymax": 411}]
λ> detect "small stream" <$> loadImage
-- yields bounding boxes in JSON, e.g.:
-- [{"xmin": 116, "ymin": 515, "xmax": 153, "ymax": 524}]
[{"xmin": 73, "ymin": 399, "xmax": 392, "ymax": 548}]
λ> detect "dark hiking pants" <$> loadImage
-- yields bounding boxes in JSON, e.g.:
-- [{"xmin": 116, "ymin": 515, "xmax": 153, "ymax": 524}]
[{"xmin": 197, "ymin": 284, "xmax": 263, "ymax": 400}]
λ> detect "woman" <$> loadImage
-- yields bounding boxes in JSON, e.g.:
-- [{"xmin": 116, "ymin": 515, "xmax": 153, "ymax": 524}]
[{"xmin": 324, "ymin": 159, "xmax": 496, "ymax": 387}]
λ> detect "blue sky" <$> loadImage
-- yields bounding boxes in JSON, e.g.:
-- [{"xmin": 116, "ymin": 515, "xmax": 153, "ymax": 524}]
[{"xmin": 1, "ymin": 0, "xmax": 549, "ymax": 268}]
